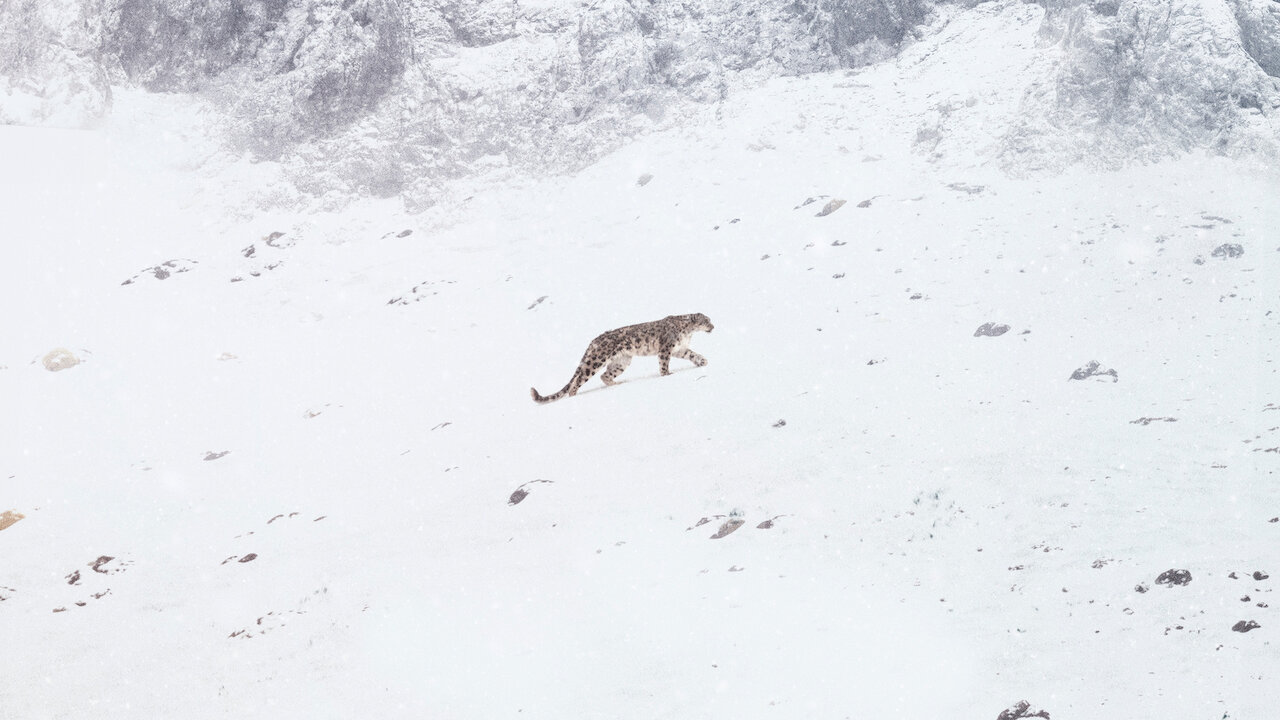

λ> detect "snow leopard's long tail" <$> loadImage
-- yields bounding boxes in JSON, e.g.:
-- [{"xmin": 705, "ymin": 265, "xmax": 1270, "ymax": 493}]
[
  {"xmin": 530, "ymin": 368, "xmax": 588, "ymax": 404},
  {"xmin": 530, "ymin": 383, "xmax": 573, "ymax": 404},
  {"xmin": 531, "ymin": 356, "xmax": 605, "ymax": 404}
]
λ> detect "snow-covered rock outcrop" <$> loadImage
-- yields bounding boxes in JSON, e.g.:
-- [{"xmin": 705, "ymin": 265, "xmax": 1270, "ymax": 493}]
[
  {"xmin": 0, "ymin": 0, "xmax": 112, "ymax": 128},
  {"xmin": 1003, "ymin": 0, "xmax": 1280, "ymax": 169},
  {"xmin": 3, "ymin": 0, "xmax": 1278, "ymax": 204}
]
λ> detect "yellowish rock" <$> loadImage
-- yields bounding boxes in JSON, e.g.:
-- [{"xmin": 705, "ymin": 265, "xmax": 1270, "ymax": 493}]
[
  {"xmin": 0, "ymin": 510, "xmax": 24, "ymax": 532},
  {"xmin": 42, "ymin": 348, "xmax": 80, "ymax": 371}
]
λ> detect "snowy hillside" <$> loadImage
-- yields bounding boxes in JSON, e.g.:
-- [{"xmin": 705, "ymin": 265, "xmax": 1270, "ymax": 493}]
[{"xmin": 3, "ymin": 1, "xmax": 1279, "ymax": 718}]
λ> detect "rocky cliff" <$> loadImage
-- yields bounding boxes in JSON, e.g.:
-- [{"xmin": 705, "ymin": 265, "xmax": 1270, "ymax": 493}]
[{"xmin": 3, "ymin": 0, "xmax": 1277, "ymax": 208}]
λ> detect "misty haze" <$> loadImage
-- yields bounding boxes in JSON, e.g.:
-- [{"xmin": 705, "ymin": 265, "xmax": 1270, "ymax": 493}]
[{"xmin": 2, "ymin": 0, "xmax": 1278, "ymax": 717}]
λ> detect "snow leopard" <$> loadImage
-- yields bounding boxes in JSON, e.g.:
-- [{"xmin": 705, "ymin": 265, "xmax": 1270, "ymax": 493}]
[{"xmin": 530, "ymin": 313, "xmax": 714, "ymax": 404}]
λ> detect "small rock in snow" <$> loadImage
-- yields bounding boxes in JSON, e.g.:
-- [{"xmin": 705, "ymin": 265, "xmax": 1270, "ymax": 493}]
[
  {"xmin": 974, "ymin": 322, "xmax": 1010, "ymax": 337},
  {"xmin": 636, "ymin": 173, "xmax": 653, "ymax": 186},
  {"xmin": 1130, "ymin": 417, "xmax": 1178, "ymax": 425},
  {"xmin": 772, "ymin": 419, "xmax": 787, "ymax": 428},
  {"xmin": 508, "ymin": 489, "xmax": 529, "ymax": 506},
  {"xmin": 710, "ymin": 518, "xmax": 745, "ymax": 539},
  {"xmin": 203, "ymin": 451, "xmax": 230, "ymax": 461},
  {"xmin": 996, "ymin": 699, "xmax": 1050, "ymax": 720},
  {"xmin": 263, "ymin": 231, "xmax": 293, "ymax": 249},
  {"xmin": 1069, "ymin": 360, "xmax": 1118, "ymax": 382},
  {"xmin": 41, "ymin": 348, "xmax": 81, "ymax": 372},
  {"xmin": 0, "ymin": 510, "xmax": 24, "ymax": 532},
  {"xmin": 815, "ymin": 198, "xmax": 846, "ymax": 217},
  {"xmin": 1231, "ymin": 620, "xmax": 1261, "ymax": 633},
  {"xmin": 1155, "ymin": 568, "xmax": 1192, "ymax": 587},
  {"xmin": 1211, "ymin": 243, "xmax": 1243, "ymax": 259},
  {"xmin": 1253, "ymin": 570, "xmax": 1270, "ymax": 581},
  {"xmin": 121, "ymin": 258, "xmax": 198, "ymax": 285}
]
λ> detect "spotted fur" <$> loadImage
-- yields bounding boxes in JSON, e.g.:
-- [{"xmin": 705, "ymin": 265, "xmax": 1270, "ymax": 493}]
[{"xmin": 531, "ymin": 313, "xmax": 714, "ymax": 404}]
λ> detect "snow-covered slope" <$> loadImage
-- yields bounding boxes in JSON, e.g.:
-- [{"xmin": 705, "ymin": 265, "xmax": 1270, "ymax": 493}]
[{"xmin": 3, "ymin": 3, "xmax": 1278, "ymax": 718}]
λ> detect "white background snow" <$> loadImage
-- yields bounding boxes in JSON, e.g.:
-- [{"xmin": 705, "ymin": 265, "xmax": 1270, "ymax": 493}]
[{"xmin": 2, "ymin": 2, "xmax": 1278, "ymax": 718}]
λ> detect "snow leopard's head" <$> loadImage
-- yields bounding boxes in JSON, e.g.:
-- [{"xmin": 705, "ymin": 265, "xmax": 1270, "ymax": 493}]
[{"xmin": 688, "ymin": 313, "xmax": 714, "ymax": 333}]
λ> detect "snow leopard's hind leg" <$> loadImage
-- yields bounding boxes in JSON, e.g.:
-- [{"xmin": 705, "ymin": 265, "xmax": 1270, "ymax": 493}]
[{"xmin": 601, "ymin": 354, "xmax": 632, "ymax": 386}]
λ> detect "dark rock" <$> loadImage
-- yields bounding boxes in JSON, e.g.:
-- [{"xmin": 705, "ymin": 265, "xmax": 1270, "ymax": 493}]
[
  {"xmin": 1254, "ymin": 570, "xmax": 1270, "ymax": 581},
  {"xmin": 997, "ymin": 700, "xmax": 1051, "ymax": 720},
  {"xmin": 1232, "ymin": 620, "xmax": 1261, "ymax": 633},
  {"xmin": 974, "ymin": 322, "xmax": 1011, "ymax": 337},
  {"xmin": 508, "ymin": 489, "xmax": 528, "ymax": 506},
  {"xmin": 238, "ymin": 553, "xmax": 257, "ymax": 563},
  {"xmin": 1070, "ymin": 360, "xmax": 1118, "ymax": 382},
  {"xmin": 1135, "ymin": 583, "xmax": 1149, "ymax": 593},
  {"xmin": 773, "ymin": 419, "xmax": 787, "ymax": 428},
  {"xmin": 1155, "ymin": 569, "xmax": 1192, "ymax": 586}
]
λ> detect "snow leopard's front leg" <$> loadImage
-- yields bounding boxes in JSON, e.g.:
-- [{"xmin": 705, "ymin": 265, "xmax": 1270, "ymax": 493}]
[{"xmin": 673, "ymin": 348, "xmax": 708, "ymax": 367}]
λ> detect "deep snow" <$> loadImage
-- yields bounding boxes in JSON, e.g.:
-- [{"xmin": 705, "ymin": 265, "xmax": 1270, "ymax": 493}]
[{"xmin": 3, "ymin": 3, "xmax": 1278, "ymax": 718}]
